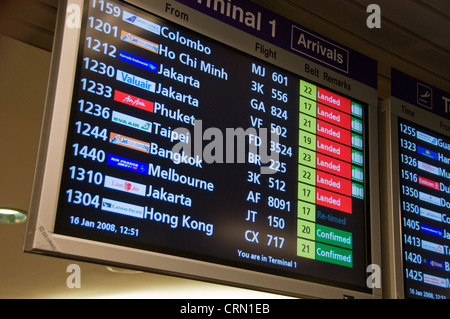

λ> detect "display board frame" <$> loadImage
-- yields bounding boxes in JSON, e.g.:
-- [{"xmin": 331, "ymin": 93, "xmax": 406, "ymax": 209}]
[
  {"xmin": 380, "ymin": 69, "xmax": 450, "ymax": 299},
  {"xmin": 24, "ymin": 0, "xmax": 382, "ymax": 298}
]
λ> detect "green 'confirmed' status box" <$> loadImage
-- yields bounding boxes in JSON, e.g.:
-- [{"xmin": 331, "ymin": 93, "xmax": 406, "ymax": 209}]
[{"xmin": 315, "ymin": 224, "xmax": 352, "ymax": 250}]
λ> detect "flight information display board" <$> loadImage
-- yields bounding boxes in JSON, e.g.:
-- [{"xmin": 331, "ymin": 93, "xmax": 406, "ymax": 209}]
[
  {"xmin": 398, "ymin": 119, "xmax": 450, "ymax": 299},
  {"xmin": 381, "ymin": 69, "xmax": 450, "ymax": 299},
  {"xmin": 25, "ymin": 0, "xmax": 380, "ymax": 298}
]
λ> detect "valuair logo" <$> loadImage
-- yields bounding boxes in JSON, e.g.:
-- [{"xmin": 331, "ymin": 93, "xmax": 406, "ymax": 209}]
[
  {"xmin": 121, "ymin": 30, "xmax": 159, "ymax": 54},
  {"xmin": 116, "ymin": 69, "xmax": 156, "ymax": 92},
  {"xmin": 114, "ymin": 90, "xmax": 154, "ymax": 112},
  {"xmin": 123, "ymin": 10, "xmax": 161, "ymax": 35},
  {"xmin": 118, "ymin": 50, "xmax": 158, "ymax": 73},
  {"xmin": 291, "ymin": 26, "xmax": 349, "ymax": 73}
]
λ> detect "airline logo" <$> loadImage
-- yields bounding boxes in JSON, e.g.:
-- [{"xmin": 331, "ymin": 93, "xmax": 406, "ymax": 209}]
[
  {"xmin": 104, "ymin": 175, "xmax": 146, "ymax": 196},
  {"xmin": 121, "ymin": 30, "xmax": 159, "ymax": 54},
  {"xmin": 112, "ymin": 110, "xmax": 152, "ymax": 134},
  {"xmin": 422, "ymin": 239, "xmax": 445, "ymax": 254},
  {"xmin": 417, "ymin": 130, "xmax": 438, "ymax": 146},
  {"xmin": 419, "ymin": 191, "xmax": 440, "ymax": 206},
  {"xmin": 420, "ymin": 207, "xmax": 442, "ymax": 223},
  {"xmin": 109, "ymin": 132, "xmax": 150, "ymax": 153},
  {"xmin": 420, "ymin": 224, "xmax": 443, "ymax": 237},
  {"xmin": 419, "ymin": 176, "xmax": 440, "ymax": 190},
  {"xmin": 423, "ymin": 274, "xmax": 447, "ymax": 288},
  {"xmin": 116, "ymin": 69, "xmax": 156, "ymax": 92},
  {"xmin": 107, "ymin": 153, "xmax": 148, "ymax": 175},
  {"xmin": 418, "ymin": 161, "xmax": 439, "ymax": 176},
  {"xmin": 101, "ymin": 198, "xmax": 144, "ymax": 219},
  {"xmin": 316, "ymin": 188, "xmax": 352, "ymax": 214},
  {"xmin": 123, "ymin": 10, "xmax": 161, "ymax": 35},
  {"xmin": 114, "ymin": 90, "xmax": 154, "ymax": 112},
  {"xmin": 427, "ymin": 259, "xmax": 445, "ymax": 271},
  {"xmin": 417, "ymin": 146, "xmax": 439, "ymax": 160},
  {"xmin": 118, "ymin": 50, "xmax": 158, "ymax": 73},
  {"xmin": 317, "ymin": 87, "xmax": 351, "ymax": 114}
]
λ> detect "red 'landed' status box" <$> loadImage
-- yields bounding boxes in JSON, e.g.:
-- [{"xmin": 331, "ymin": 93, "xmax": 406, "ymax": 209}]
[
  {"xmin": 317, "ymin": 104, "xmax": 351, "ymax": 130},
  {"xmin": 316, "ymin": 188, "xmax": 352, "ymax": 214},
  {"xmin": 317, "ymin": 136, "xmax": 351, "ymax": 162},
  {"xmin": 317, "ymin": 87, "xmax": 351, "ymax": 114},
  {"xmin": 316, "ymin": 153, "xmax": 352, "ymax": 179},
  {"xmin": 316, "ymin": 170, "xmax": 352, "ymax": 197},
  {"xmin": 317, "ymin": 119, "xmax": 352, "ymax": 145}
]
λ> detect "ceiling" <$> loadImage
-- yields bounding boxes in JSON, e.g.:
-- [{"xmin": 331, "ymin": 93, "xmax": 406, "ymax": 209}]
[
  {"xmin": 0, "ymin": 0, "xmax": 449, "ymax": 95},
  {"xmin": 0, "ymin": 0, "xmax": 448, "ymax": 299}
]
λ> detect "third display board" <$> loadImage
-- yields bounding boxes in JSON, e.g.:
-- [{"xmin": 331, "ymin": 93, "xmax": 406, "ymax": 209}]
[{"xmin": 381, "ymin": 69, "xmax": 450, "ymax": 299}]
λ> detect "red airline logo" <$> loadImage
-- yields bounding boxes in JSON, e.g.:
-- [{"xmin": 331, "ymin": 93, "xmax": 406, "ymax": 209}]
[
  {"xmin": 114, "ymin": 90, "xmax": 154, "ymax": 112},
  {"xmin": 418, "ymin": 176, "xmax": 440, "ymax": 190}
]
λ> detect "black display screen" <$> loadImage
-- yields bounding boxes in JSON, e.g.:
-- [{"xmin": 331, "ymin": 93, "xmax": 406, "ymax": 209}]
[
  {"xmin": 52, "ymin": 0, "xmax": 371, "ymax": 293},
  {"xmin": 398, "ymin": 118, "xmax": 450, "ymax": 299}
]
